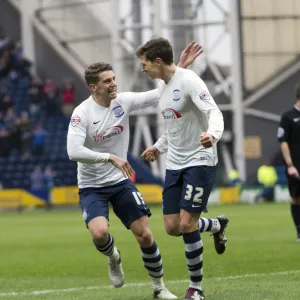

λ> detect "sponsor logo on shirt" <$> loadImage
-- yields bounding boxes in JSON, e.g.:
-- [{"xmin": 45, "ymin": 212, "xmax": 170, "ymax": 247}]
[
  {"xmin": 93, "ymin": 125, "xmax": 124, "ymax": 142},
  {"xmin": 173, "ymin": 89, "xmax": 180, "ymax": 101},
  {"xmin": 199, "ymin": 91, "xmax": 210, "ymax": 101},
  {"xmin": 161, "ymin": 108, "xmax": 182, "ymax": 120},
  {"xmin": 112, "ymin": 105, "xmax": 125, "ymax": 118},
  {"xmin": 70, "ymin": 115, "xmax": 81, "ymax": 127}
]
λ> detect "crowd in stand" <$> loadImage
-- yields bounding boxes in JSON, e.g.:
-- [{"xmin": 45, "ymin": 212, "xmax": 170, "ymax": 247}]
[
  {"xmin": 0, "ymin": 37, "xmax": 75, "ymax": 159},
  {"xmin": 0, "ymin": 36, "xmax": 76, "ymax": 190}
]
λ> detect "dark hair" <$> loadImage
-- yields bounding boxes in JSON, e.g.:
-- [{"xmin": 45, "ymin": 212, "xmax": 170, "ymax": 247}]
[
  {"xmin": 136, "ymin": 37, "xmax": 174, "ymax": 65},
  {"xmin": 296, "ymin": 82, "xmax": 300, "ymax": 100},
  {"xmin": 84, "ymin": 62, "xmax": 113, "ymax": 85}
]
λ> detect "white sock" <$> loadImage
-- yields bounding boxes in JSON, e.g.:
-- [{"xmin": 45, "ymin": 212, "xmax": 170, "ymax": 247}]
[
  {"xmin": 109, "ymin": 247, "xmax": 120, "ymax": 261},
  {"xmin": 152, "ymin": 277, "xmax": 165, "ymax": 290},
  {"xmin": 199, "ymin": 217, "xmax": 221, "ymax": 233}
]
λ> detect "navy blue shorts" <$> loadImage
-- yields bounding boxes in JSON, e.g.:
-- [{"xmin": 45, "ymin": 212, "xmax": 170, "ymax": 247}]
[
  {"xmin": 79, "ymin": 179, "xmax": 151, "ymax": 229},
  {"xmin": 162, "ymin": 166, "xmax": 216, "ymax": 215}
]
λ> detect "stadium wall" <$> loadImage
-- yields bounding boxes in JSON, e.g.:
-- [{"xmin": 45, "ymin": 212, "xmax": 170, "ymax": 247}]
[{"xmin": 0, "ymin": 185, "xmax": 291, "ymax": 209}]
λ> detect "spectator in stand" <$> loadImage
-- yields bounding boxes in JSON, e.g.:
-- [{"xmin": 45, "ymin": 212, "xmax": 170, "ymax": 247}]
[
  {"xmin": 43, "ymin": 79, "xmax": 60, "ymax": 116},
  {"xmin": 30, "ymin": 166, "xmax": 45, "ymax": 190},
  {"xmin": 28, "ymin": 76, "xmax": 44, "ymax": 116},
  {"xmin": 61, "ymin": 79, "xmax": 75, "ymax": 117},
  {"xmin": 0, "ymin": 94, "xmax": 13, "ymax": 114},
  {"xmin": 0, "ymin": 127, "xmax": 9, "ymax": 157},
  {"xmin": 43, "ymin": 165, "xmax": 56, "ymax": 208},
  {"xmin": 44, "ymin": 165, "xmax": 56, "ymax": 189},
  {"xmin": 32, "ymin": 123, "xmax": 46, "ymax": 156},
  {"xmin": 19, "ymin": 111, "xmax": 32, "ymax": 158},
  {"xmin": 4, "ymin": 107, "xmax": 21, "ymax": 154}
]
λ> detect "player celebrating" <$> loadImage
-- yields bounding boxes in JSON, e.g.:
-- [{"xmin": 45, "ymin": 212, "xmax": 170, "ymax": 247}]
[
  {"xmin": 67, "ymin": 41, "xmax": 202, "ymax": 299},
  {"xmin": 137, "ymin": 37, "xmax": 228, "ymax": 300},
  {"xmin": 278, "ymin": 82, "xmax": 300, "ymax": 242}
]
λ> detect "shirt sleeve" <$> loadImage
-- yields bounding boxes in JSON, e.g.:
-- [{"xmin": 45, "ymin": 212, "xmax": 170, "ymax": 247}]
[
  {"xmin": 277, "ymin": 114, "xmax": 290, "ymax": 143},
  {"xmin": 118, "ymin": 89, "xmax": 159, "ymax": 113},
  {"xmin": 67, "ymin": 107, "xmax": 88, "ymax": 138},
  {"xmin": 184, "ymin": 71, "xmax": 224, "ymax": 141},
  {"xmin": 67, "ymin": 134, "xmax": 110, "ymax": 164},
  {"xmin": 67, "ymin": 108, "xmax": 110, "ymax": 163},
  {"xmin": 154, "ymin": 130, "xmax": 168, "ymax": 154}
]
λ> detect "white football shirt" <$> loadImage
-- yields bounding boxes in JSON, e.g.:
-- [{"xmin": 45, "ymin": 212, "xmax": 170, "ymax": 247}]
[
  {"xmin": 67, "ymin": 90, "xmax": 159, "ymax": 188},
  {"xmin": 154, "ymin": 67, "xmax": 224, "ymax": 170}
]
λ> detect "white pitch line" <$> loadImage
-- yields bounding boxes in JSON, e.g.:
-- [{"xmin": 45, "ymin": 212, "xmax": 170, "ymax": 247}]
[{"xmin": 0, "ymin": 270, "xmax": 299, "ymax": 297}]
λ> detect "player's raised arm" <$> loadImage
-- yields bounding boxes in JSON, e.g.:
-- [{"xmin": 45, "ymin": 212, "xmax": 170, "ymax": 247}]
[
  {"xmin": 177, "ymin": 41, "xmax": 203, "ymax": 69},
  {"xmin": 185, "ymin": 72, "xmax": 224, "ymax": 146}
]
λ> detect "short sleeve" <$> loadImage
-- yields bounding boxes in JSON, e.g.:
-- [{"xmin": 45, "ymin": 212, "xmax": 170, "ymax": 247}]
[{"xmin": 277, "ymin": 114, "xmax": 290, "ymax": 143}]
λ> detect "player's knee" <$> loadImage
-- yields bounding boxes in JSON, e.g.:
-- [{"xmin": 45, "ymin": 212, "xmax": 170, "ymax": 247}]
[
  {"xmin": 164, "ymin": 224, "xmax": 181, "ymax": 236},
  {"xmin": 135, "ymin": 229, "xmax": 153, "ymax": 247},
  {"xmin": 90, "ymin": 227, "xmax": 108, "ymax": 244},
  {"xmin": 164, "ymin": 217, "xmax": 180, "ymax": 236},
  {"xmin": 179, "ymin": 220, "xmax": 195, "ymax": 234}
]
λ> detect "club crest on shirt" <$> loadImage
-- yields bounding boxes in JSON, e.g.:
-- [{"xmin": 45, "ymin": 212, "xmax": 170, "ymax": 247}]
[
  {"xmin": 93, "ymin": 125, "xmax": 124, "ymax": 142},
  {"xmin": 173, "ymin": 89, "xmax": 180, "ymax": 101},
  {"xmin": 199, "ymin": 91, "xmax": 210, "ymax": 101},
  {"xmin": 70, "ymin": 115, "xmax": 80, "ymax": 127},
  {"xmin": 162, "ymin": 108, "xmax": 182, "ymax": 120},
  {"xmin": 112, "ymin": 105, "xmax": 125, "ymax": 118}
]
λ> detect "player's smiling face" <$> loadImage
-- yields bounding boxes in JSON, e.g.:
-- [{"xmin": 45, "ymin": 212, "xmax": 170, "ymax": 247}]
[
  {"xmin": 139, "ymin": 56, "xmax": 161, "ymax": 80},
  {"xmin": 92, "ymin": 70, "xmax": 117, "ymax": 101}
]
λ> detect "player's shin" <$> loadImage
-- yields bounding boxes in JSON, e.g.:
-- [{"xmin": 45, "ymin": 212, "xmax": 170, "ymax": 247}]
[
  {"xmin": 140, "ymin": 241, "xmax": 164, "ymax": 289},
  {"xmin": 93, "ymin": 234, "xmax": 119, "ymax": 260},
  {"xmin": 183, "ymin": 230, "xmax": 203, "ymax": 292}
]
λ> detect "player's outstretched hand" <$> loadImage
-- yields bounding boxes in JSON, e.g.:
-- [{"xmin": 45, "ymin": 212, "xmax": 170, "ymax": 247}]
[
  {"xmin": 178, "ymin": 41, "xmax": 203, "ymax": 69},
  {"xmin": 141, "ymin": 146, "xmax": 160, "ymax": 162},
  {"xmin": 287, "ymin": 165, "xmax": 300, "ymax": 179},
  {"xmin": 200, "ymin": 132, "xmax": 214, "ymax": 148},
  {"xmin": 109, "ymin": 154, "xmax": 135, "ymax": 178}
]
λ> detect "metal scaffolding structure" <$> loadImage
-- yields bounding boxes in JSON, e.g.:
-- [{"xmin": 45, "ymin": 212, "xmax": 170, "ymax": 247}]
[{"xmin": 16, "ymin": 0, "xmax": 244, "ymax": 181}]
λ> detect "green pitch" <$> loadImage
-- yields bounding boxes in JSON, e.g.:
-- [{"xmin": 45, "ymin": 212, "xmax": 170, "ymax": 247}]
[{"xmin": 0, "ymin": 203, "xmax": 299, "ymax": 300}]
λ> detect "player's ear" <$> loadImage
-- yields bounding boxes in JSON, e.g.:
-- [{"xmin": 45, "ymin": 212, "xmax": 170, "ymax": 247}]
[
  {"xmin": 89, "ymin": 84, "xmax": 96, "ymax": 92},
  {"xmin": 156, "ymin": 57, "xmax": 163, "ymax": 65}
]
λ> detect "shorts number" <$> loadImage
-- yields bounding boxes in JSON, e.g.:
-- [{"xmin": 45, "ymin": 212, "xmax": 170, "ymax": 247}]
[
  {"xmin": 184, "ymin": 184, "xmax": 203, "ymax": 204},
  {"xmin": 132, "ymin": 192, "xmax": 145, "ymax": 205}
]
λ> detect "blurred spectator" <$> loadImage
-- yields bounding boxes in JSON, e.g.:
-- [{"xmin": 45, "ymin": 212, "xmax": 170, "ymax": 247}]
[
  {"xmin": 43, "ymin": 79, "xmax": 60, "ymax": 116},
  {"xmin": 43, "ymin": 165, "xmax": 56, "ymax": 190},
  {"xmin": 0, "ymin": 127, "xmax": 9, "ymax": 157},
  {"xmin": 0, "ymin": 47, "xmax": 11, "ymax": 78},
  {"xmin": 254, "ymin": 161, "xmax": 278, "ymax": 203},
  {"xmin": 61, "ymin": 79, "xmax": 75, "ymax": 116},
  {"xmin": 32, "ymin": 123, "xmax": 46, "ymax": 155},
  {"xmin": 30, "ymin": 166, "xmax": 45, "ymax": 190},
  {"xmin": 4, "ymin": 107, "xmax": 21, "ymax": 154},
  {"xmin": 0, "ymin": 94, "xmax": 13, "ymax": 114},
  {"xmin": 28, "ymin": 76, "xmax": 44, "ymax": 116},
  {"xmin": 19, "ymin": 111, "xmax": 32, "ymax": 158}
]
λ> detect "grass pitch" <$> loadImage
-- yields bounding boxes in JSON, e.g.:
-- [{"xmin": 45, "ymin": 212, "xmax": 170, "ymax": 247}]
[{"xmin": 0, "ymin": 203, "xmax": 299, "ymax": 300}]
